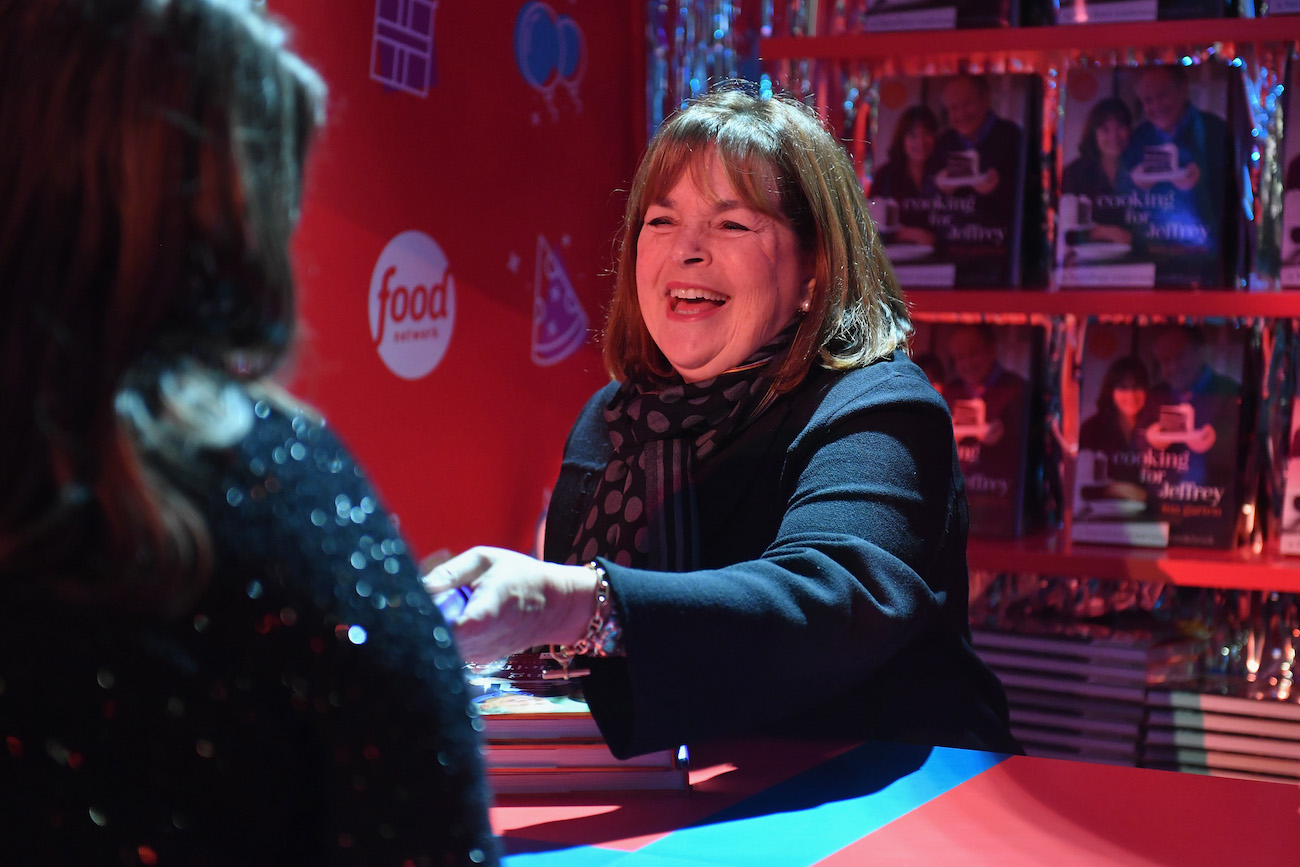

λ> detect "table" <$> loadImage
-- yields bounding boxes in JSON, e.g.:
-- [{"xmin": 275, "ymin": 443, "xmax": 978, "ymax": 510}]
[{"xmin": 491, "ymin": 739, "xmax": 1300, "ymax": 866}]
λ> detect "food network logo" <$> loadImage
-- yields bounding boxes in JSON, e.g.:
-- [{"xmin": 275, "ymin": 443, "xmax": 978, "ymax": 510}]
[{"xmin": 368, "ymin": 230, "xmax": 455, "ymax": 380}]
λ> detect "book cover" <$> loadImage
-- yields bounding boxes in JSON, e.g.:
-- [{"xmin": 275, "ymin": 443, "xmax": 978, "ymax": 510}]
[
  {"xmin": 1012, "ymin": 726, "xmax": 1140, "ymax": 759},
  {"xmin": 1143, "ymin": 726, "xmax": 1300, "ymax": 760},
  {"xmin": 1146, "ymin": 707, "xmax": 1300, "ymax": 740},
  {"xmin": 483, "ymin": 742, "xmax": 680, "ymax": 770},
  {"xmin": 863, "ymin": 0, "xmax": 1018, "ymax": 31},
  {"xmin": 870, "ymin": 71, "xmax": 1043, "ymax": 287},
  {"xmin": 973, "ymin": 622, "xmax": 1205, "ymax": 665},
  {"xmin": 471, "ymin": 686, "xmax": 602, "ymax": 741},
  {"xmin": 485, "ymin": 765, "xmax": 690, "ymax": 794},
  {"xmin": 995, "ymin": 669, "xmax": 1150, "ymax": 703},
  {"xmin": 1147, "ymin": 685, "xmax": 1300, "ymax": 721},
  {"xmin": 1141, "ymin": 745, "xmax": 1300, "ymax": 781},
  {"xmin": 1071, "ymin": 322, "xmax": 1248, "ymax": 549},
  {"xmin": 1056, "ymin": 61, "xmax": 1244, "ymax": 288},
  {"xmin": 911, "ymin": 322, "xmax": 1043, "ymax": 536},
  {"xmin": 1010, "ymin": 707, "xmax": 1144, "ymax": 739},
  {"xmin": 1004, "ymin": 687, "xmax": 1149, "ymax": 723},
  {"xmin": 1278, "ymin": 366, "xmax": 1300, "ymax": 552},
  {"xmin": 1052, "ymin": 0, "xmax": 1228, "ymax": 22},
  {"xmin": 1280, "ymin": 57, "xmax": 1300, "ymax": 287}
]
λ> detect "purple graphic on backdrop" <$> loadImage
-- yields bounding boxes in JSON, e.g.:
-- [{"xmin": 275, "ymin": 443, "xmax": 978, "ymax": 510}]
[
  {"xmin": 370, "ymin": 0, "xmax": 438, "ymax": 97},
  {"xmin": 531, "ymin": 235, "xmax": 587, "ymax": 366},
  {"xmin": 514, "ymin": 1, "xmax": 585, "ymax": 119}
]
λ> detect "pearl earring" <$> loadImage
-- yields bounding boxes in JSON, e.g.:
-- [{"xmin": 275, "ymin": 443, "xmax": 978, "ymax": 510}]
[{"xmin": 800, "ymin": 299, "xmax": 811, "ymax": 313}]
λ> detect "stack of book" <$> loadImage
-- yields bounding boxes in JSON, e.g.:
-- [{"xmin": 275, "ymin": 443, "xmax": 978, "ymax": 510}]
[
  {"xmin": 1142, "ymin": 683, "xmax": 1300, "ymax": 784},
  {"xmin": 471, "ymin": 681, "xmax": 689, "ymax": 794},
  {"xmin": 972, "ymin": 622, "xmax": 1204, "ymax": 766}
]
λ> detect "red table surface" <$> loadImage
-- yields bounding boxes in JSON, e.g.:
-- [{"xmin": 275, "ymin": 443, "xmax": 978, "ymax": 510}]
[
  {"xmin": 821, "ymin": 754, "xmax": 1300, "ymax": 866},
  {"xmin": 491, "ymin": 741, "xmax": 1300, "ymax": 864}
]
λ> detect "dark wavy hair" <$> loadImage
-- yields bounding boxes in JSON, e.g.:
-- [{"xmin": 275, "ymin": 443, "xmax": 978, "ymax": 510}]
[
  {"xmin": 0, "ymin": 0, "xmax": 325, "ymax": 614},
  {"xmin": 1095, "ymin": 355, "xmax": 1151, "ymax": 417},
  {"xmin": 886, "ymin": 104, "xmax": 940, "ymax": 166},
  {"xmin": 1077, "ymin": 97, "xmax": 1133, "ymax": 163},
  {"xmin": 602, "ymin": 83, "xmax": 911, "ymax": 391}
]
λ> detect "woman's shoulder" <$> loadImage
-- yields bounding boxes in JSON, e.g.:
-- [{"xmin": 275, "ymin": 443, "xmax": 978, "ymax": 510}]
[{"xmin": 802, "ymin": 352, "xmax": 948, "ymax": 422}]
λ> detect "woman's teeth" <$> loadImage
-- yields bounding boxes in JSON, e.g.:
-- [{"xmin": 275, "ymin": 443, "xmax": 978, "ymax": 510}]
[{"xmin": 669, "ymin": 287, "xmax": 726, "ymax": 311}]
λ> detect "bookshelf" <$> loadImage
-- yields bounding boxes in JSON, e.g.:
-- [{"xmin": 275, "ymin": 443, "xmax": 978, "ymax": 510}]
[
  {"xmin": 968, "ymin": 534, "xmax": 1300, "ymax": 592},
  {"xmin": 760, "ymin": 18, "xmax": 1300, "ymax": 61},
  {"xmin": 761, "ymin": 16, "xmax": 1300, "ymax": 595}
]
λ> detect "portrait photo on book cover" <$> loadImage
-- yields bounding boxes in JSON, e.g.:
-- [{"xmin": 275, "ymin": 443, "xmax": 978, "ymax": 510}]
[
  {"xmin": 1279, "ymin": 58, "xmax": 1300, "ymax": 283},
  {"xmin": 1056, "ymin": 62, "xmax": 1233, "ymax": 288},
  {"xmin": 912, "ymin": 321, "xmax": 1040, "ymax": 537},
  {"xmin": 1073, "ymin": 322, "xmax": 1245, "ymax": 548},
  {"xmin": 870, "ymin": 71, "xmax": 1035, "ymax": 286}
]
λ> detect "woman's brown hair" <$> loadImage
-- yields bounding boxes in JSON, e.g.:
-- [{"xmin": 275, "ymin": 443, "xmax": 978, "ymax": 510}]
[
  {"xmin": 0, "ymin": 0, "xmax": 325, "ymax": 614},
  {"xmin": 602, "ymin": 84, "xmax": 911, "ymax": 391}
]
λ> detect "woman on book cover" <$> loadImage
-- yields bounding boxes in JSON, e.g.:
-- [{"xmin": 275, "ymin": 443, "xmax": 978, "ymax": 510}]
[
  {"xmin": 427, "ymin": 84, "xmax": 1019, "ymax": 761},
  {"xmin": 1078, "ymin": 355, "xmax": 1157, "ymax": 474},
  {"xmin": 1146, "ymin": 324, "xmax": 1241, "ymax": 483},
  {"xmin": 0, "ymin": 2, "xmax": 495, "ymax": 862},
  {"xmin": 872, "ymin": 104, "xmax": 940, "ymax": 246},
  {"xmin": 1060, "ymin": 97, "xmax": 1137, "ymax": 248}
]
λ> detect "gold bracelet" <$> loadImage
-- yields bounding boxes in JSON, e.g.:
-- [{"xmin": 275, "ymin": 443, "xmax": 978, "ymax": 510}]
[{"xmin": 543, "ymin": 561, "xmax": 622, "ymax": 680}]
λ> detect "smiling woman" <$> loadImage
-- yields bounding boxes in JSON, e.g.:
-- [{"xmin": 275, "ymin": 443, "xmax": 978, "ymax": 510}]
[
  {"xmin": 427, "ymin": 83, "xmax": 1021, "ymax": 761},
  {"xmin": 634, "ymin": 151, "xmax": 812, "ymax": 382}
]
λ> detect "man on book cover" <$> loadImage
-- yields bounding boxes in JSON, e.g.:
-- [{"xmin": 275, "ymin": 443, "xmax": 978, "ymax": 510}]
[
  {"xmin": 942, "ymin": 323, "xmax": 1032, "ymax": 535},
  {"xmin": 1122, "ymin": 64, "xmax": 1226, "ymax": 285},
  {"xmin": 931, "ymin": 73, "xmax": 1023, "ymax": 229},
  {"xmin": 1280, "ymin": 61, "xmax": 1300, "ymax": 282},
  {"xmin": 1144, "ymin": 324, "xmax": 1242, "ymax": 545}
]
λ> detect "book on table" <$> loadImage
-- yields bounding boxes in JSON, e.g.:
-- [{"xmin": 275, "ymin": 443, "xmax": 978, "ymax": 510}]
[{"xmin": 471, "ymin": 678, "xmax": 689, "ymax": 794}]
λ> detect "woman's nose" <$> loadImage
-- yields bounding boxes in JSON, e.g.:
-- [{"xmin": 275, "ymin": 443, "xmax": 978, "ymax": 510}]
[{"xmin": 674, "ymin": 224, "xmax": 709, "ymax": 265}]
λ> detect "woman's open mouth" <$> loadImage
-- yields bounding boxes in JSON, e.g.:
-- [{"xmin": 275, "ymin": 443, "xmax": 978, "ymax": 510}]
[{"xmin": 669, "ymin": 286, "xmax": 727, "ymax": 315}]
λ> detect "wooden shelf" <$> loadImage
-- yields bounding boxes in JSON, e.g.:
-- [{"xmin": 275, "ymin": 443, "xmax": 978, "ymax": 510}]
[
  {"xmin": 760, "ymin": 18, "xmax": 1300, "ymax": 61},
  {"xmin": 968, "ymin": 534, "xmax": 1300, "ymax": 591},
  {"xmin": 906, "ymin": 289, "xmax": 1300, "ymax": 320}
]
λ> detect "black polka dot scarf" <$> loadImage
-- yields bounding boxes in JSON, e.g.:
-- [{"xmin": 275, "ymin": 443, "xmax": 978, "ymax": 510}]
[{"xmin": 567, "ymin": 323, "xmax": 798, "ymax": 572}]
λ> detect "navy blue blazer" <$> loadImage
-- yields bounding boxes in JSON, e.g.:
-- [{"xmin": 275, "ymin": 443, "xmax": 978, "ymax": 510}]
[{"xmin": 544, "ymin": 352, "xmax": 1018, "ymax": 759}]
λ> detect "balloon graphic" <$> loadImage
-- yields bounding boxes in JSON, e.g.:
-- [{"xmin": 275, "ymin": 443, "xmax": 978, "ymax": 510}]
[
  {"xmin": 515, "ymin": 2, "xmax": 559, "ymax": 91},
  {"xmin": 515, "ymin": 1, "xmax": 585, "ymax": 118}
]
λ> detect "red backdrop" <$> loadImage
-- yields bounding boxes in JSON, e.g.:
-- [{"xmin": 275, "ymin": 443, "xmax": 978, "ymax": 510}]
[{"xmin": 267, "ymin": 1, "xmax": 639, "ymax": 561}]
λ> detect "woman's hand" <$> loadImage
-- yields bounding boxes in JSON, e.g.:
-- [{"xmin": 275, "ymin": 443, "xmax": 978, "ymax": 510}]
[{"xmin": 422, "ymin": 546, "xmax": 599, "ymax": 663}]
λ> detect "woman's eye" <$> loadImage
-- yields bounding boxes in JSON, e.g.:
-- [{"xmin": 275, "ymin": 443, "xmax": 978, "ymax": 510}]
[
  {"xmin": 722, "ymin": 221, "xmax": 750, "ymax": 231},
  {"xmin": 645, "ymin": 216, "xmax": 672, "ymax": 227}
]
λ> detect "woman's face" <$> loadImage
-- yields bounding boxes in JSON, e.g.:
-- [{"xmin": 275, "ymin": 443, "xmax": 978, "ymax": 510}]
[
  {"xmin": 635, "ymin": 151, "xmax": 811, "ymax": 383},
  {"xmin": 1094, "ymin": 116, "xmax": 1130, "ymax": 160},
  {"xmin": 1112, "ymin": 376, "xmax": 1146, "ymax": 420},
  {"xmin": 904, "ymin": 124, "xmax": 935, "ymax": 165}
]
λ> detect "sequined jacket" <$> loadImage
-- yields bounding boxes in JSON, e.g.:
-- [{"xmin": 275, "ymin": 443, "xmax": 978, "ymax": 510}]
[
  {"xmin": 544, "ymin": 352, "xmax": 1018, "ymax": 760},
  {"xmin": 0, "ymin": 401, "xmax": 495, "ymax": 865}
]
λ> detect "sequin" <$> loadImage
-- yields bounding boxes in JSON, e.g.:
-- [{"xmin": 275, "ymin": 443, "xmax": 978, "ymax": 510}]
[{"xmin": 2, "ymin": 399, "xmax": 496, "ymax": 861}]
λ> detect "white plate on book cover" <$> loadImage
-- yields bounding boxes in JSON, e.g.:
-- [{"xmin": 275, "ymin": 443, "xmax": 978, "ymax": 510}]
[
  {"xmin": 884, "ymin": 242, "xmax": 933, "ymax": 262},
  {"xmin": 1081, "ymin": 498, "xmax": 1148, "ymax": 519},
  {"xmin": 1068, "ymin": 241, "xmax": 1131, "ymax": 262},
  {"xmin": 1145, "ymin": 424, "xmax": 1216, "ymax": 452},
  {"xmin": 952, "ymin": 422, "xmax": 993, "ymax": 442},
  {"xmin": 1131, "ymin": 165, "xmax": 1193, "ymax": 185},
  {"xmin": 935, "ymin": 170, "xmax": 992, "ymax": 194}
]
